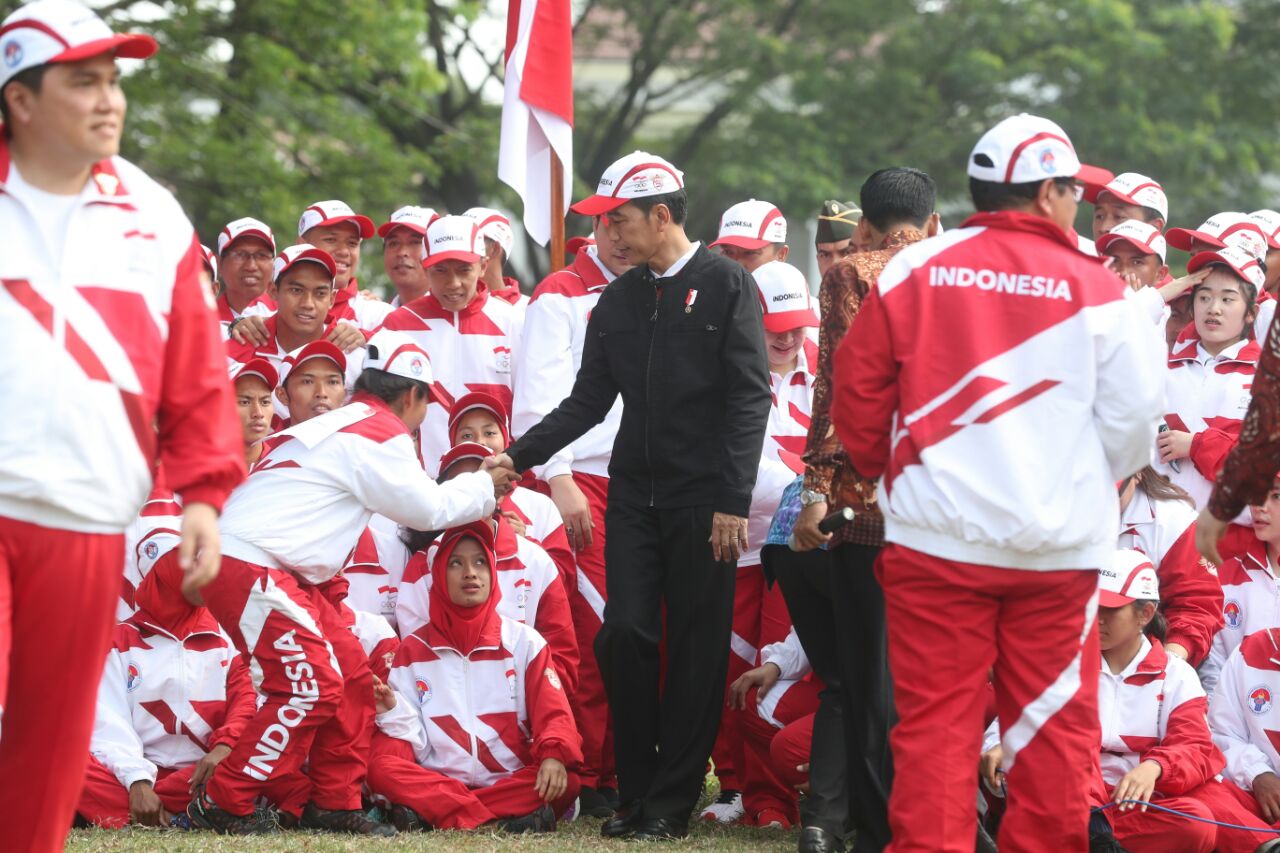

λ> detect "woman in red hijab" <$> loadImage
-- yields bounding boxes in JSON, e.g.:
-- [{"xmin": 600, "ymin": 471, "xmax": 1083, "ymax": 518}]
[{"xmin": 367, "ymin": 521, "xmax": 583, "ymax": 833}]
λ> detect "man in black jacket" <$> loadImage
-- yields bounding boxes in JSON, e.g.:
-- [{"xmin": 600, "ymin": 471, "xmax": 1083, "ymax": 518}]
[{"xmin": 492, "ymin": 150, "xmax": 772, "ymax": 840}]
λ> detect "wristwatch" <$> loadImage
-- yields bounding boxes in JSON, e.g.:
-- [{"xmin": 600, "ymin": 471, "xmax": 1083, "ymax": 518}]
[{"xmin": 800, "ymin": 489, "xmax": 828, "ymax": 507}]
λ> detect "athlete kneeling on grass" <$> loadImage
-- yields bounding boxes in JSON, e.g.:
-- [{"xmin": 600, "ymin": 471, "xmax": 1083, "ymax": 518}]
[{"xmin": 368, "ymin": 521, "xmax": 583, "ymax": 833}]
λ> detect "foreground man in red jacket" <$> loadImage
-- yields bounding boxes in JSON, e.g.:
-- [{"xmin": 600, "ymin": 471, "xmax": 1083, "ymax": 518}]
[{"xmin": 832, "ymin": 114, "xmax": 1166, "ymax": 853}]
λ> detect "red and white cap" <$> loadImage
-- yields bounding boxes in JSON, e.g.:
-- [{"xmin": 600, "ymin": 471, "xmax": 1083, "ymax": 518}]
[
  {"xmin": 377, "ymin": 205, "xmax": 440, "ymax": 238},
  {"xmin": 217, "ymin": 217, "xmax": 276, "ymax": 256},
  {"xmin": 364, "ymin": 329, "xmax": 446, "ymax": 403},
  {"xmin": 967, "ymin": 113, "xmax": 1111, "ymax": 186},
  {"xmin": 422, "ymin": 214, "xmax": 485, "ymax": 268},
  {"xmin": 1084, "ymin": 172, "xmax": 1168, "ymax": 221},
  {"xmin": 1098, "ymin": 549, "xmax": 1159, "ymax": 607},
  {"xmin": 278, "ymin": 340, "xmax": 345, "ymax": 385},
  {"xmin": 710, "ymin": 199, "xmax": 787, "ymax": 250},
  {"xmin": 0, "ymin": 0, "xmax": 157, "ymax": 89},
  {"xmin": 464, "ymin": 207, "xmax": 515, "ymax": 257},
  {"xmin": 448, "ymin": 391, "xmax": 510, "ymax": 445},
  {"xmin": 297, "ymin": 200, "xmax": 375, "ymax": 239},
  {"xmin": 1095, "ymin": 219, "xmax": 1167, "ymax": 265},
  {"xmin": 273, "ymin": 244, "xmax": 336, "ymax": 284},
  {"xmin": 1250, "ymin": 210, "xmax": 1280, "ymax": 250},
  {"xmin": 566, "ymin": 235, "xmax": 594, "ymax": 255},
  {"xmin": 1166, "ymin": 212, "xmax": 1269, "ymax": 260},
  {"xmin": 1186, "ymin": 244, "xmax": 1266, "ymax": 291},
  {"xmin": 438, "ymin": 441, "xmax": 494, "ymax": 477},
  {"xmin": 570, "ymin": 151, "xmax": 685, "ymax": 216},
  {"xmin": 230, "ymin": 356, "xmax": 280, "ymax": 389},
  {"xmin": 754, "ymin": 261, "xmax": 818, "ymax": 333},
  {"xmin": 200, "ymin": 244, "xmax": 218, "ymax": 280}
]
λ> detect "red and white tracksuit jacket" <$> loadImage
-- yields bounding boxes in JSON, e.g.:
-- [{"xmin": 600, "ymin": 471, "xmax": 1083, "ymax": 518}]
[
  {"xmin": 1202, "ymin": 540, "xmax": 1280, "ymax": 695},
  {"xmin": 511, "ymin": 247, "xmax": 621, "ymax": 483},
  {"xmin": 377, "ymin": 285, "xmax": 521, "ymax": 477},
  {"xmin": 0, "ymin": 144, "xmax": 244, "ymax": 532},
  {"xmin": 118, "ymin": 484, "xmax": 184, "ymax": 620},
  {"xmin": 218, "ymin": 395, "xmax": 496, "ymax": 585},
  {"xmin": 1210, "ymin": 628, "xmax": 1280, "ymax": 790},
  {"xmin": 504, "ymin": 485, "xmax": 575, "ymax": 584},
  {"xmin": 834, "ymin": 211, "xmax": 1166, "ymax": 570},
  {"xmin": 342, "ymin": 522, "xmax": 412, "ymax": 632},
  {"xmin": 757, "ymin": 628, "xmax": 815, "ymax": 728},
  {"xmin": 1158, "ymin": 335, "xmax": 1259, "ymax": 510},
  {"xmin": 397, "ymin": 521, "xmax": 579, "ymax": 693},
  {"xmin": 330, "ymin": 280, "xmax": 394, "ymax": 332},
  {"xmin": 215, "ymin": 291, "xmax": 274, "ymax": 340},
  {"xmin": 90, "ymin": 615, "xmax": 252, "ymax": 788},
  {"xmin": 491, "ymin": 276, "xmax": 530, "ymax": 315},
  {"xmin": 350, "ymin": 608, "xmax": 401, "ymax": 683},
  {"xmin": 1117, "ymin": 490, "xmax": 1223, "ymax": 667},
  {"xmin": 224, "ymin": 315, "xmax": 366, "ymax": 418},
  {"xmin": 374, "ymin": 617, "xmax": 582, "ymax": 788}
]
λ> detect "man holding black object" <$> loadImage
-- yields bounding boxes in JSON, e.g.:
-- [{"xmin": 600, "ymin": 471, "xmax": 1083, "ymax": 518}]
[{"xmin": 492, "ymin": 150, "xmax": 772, "ymax": 840}]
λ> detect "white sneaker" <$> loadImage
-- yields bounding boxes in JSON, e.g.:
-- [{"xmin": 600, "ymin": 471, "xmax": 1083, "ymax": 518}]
[{"xmin": 699, "ymin": 790, "xmax": 744, "ymax": 823}]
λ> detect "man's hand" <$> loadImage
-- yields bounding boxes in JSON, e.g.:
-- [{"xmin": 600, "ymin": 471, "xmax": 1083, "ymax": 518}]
[
  {"xmin": 980, "ymin": 745, "xmax": 1005, "ymax": 795},
  {"xmin": 1255, "ymin": 772, "xmax": 1280, "ymax": 823},
  {"xmin": 710, "ymin": 512, "xmax": 749, "ymax": 563},
  {"xmin": 1113, "ymin": 759, "xmax": 1161, "ymax": 812},
  {"xmin": 230, "ymin": 315, "xmax": 270, "ymax": 347},
  {"xmin": 1156, "ymin": 429, "xmax": 1193, "ymax": 463},
  {"xmin": 791, "ymin": 501, "xmax": 832, "ymax": 552},
  {"xmin": 128, "ymin": 780, "xmax": 166, "ymax": 826},
  {"xmin": 179, "ymin": 502, "xmax": 221, "ymax": 606},
  {"xmin": 793, "ymin": 763, "xmax": 811, "ymax": 795},
  {"xmin": 483, "ymin": 454, "xmax": 519, "ymax": 499},
  {"xmin": 550, "ymin": 475, "xmax": 593, "ymax": 550},
  {"xmin": 534, "ymin": 757, "xmax": 568, "ymax": 803},
  {"xmin": 728, "ymin": 662, "xmax": 781, "ymax": 711},
  {"xmin": 1195, "ymin": 509, "xmax": 1230, "ymax": 566},
  {"xmin": 373, "ymin": 675, "xmax": 396, "ymax": 714},
  {"xmin": 189, "ymin": 743, "xmax": 232, "ymax": 790},
  {"xmin": 327, "ymin": 322, "xmax": 367, "ymax": 353},
  {"xmin": 1158, "ymin": 268, "xmax": 1211, "ymax": 304}
]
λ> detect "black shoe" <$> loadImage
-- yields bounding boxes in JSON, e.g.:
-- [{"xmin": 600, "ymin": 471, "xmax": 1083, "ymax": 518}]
[
  {"xmin": 798, "ymin": 826, "xmax": 846, "ymax": 853},
  {"xmin": 389, "ymin": 804, "xmax": 427, "ymax": 832},
  {"xmin": 300, "ymin": 802, "xmax": 397, "ymax": 836},
  {"xmin": 579, "ymin": 785, "xmax": 617, "ymax": 818},
  {"xmin": 186, "ymin": 791, "xmax": 280, "ymax": 835},
  {"xmin": 498, "ymin": 803, "xmax": 556, "ymax": 834},
  {"xmin": 601, "ymin": 802, "xmax": 644, "ymax": 838},
  {"xmin": 633, "ymin": 816, "xmax": 689, "ymax": 841},
  {"xmin": 1089, "ymin": 831, "xmax": 1131, "ymax": 853},
  {"xmin": 599, "ymin": 786, "xmax": 621, "ymax": 810}
]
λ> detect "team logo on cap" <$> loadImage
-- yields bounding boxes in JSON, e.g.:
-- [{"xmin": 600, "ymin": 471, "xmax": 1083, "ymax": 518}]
[
  {"xmin": 1039, "ymin": 149, "xmax": 1056, "ymax": 174},
  {"xmin": 3, "ymin": 40, "xmax": 22, "ymax": 69},
  {"xmin": 1250, "ymin": 685, "xmax": 1273, "ymax": 715},
  {"xmin": 143, "ymin": 541, "xmax": 160, "ymax": 561},
  {"xmin": 126, "ymin": 664, "xmax": 142, "ymax": 692},
  {"xmin": 1224, "ymin": 600, "xmax": 1243, "ymax": 630},
  {"xmin": 409, "ymin": 356, "xmax": 425, "ymax": 377},
  {"xmin": 415, "ymin": 678, "xmax": 432, "ymax": 704}
]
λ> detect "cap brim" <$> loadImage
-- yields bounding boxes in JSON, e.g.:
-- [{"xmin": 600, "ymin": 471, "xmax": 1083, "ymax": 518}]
[
  {"xmin": 278, "ymin": 255, "xmax": 336, "ymax": 281},
  {"xmin": 1166, "ymin": 228, "xmax": 1221, "ymax": 252},
  {"xmin": 221, "ymin": 230, "xmax": 275, "ymax": 255},
  {"xmin": 711, "ymin": 235, "xmax": 772, "ymax": 250},
  {"xmin": 309, "ymin": 215, "xmax": 375, "ymax": 239},
  {"xmin": 1096, "ymin": 233, "xmax": 1159, "ymax": 259},
  {"xmin": 51, "ymin": 33, "xmax": 158, "ymax": 65},
  {"xmin": 569, "ymin": 195, "xmax": 628, "ymax": 216},
  {"xmin": 422, "ymin": 250, "xmax": 483, "ymax": 269},
  {"xmin": 1098, "ymin": 590, "xmax": 1136, "ymax": 608},
  {"xmin": 377, "ymin": 222, "xmax": 427, "ymax": 238},
  {"xmin": 764, "ymin": 309, "xmax": 819, "ymax": 333},
  {"xmin": 1073, "ymin": 164, "xmax": 1114, "ymax": 187}
]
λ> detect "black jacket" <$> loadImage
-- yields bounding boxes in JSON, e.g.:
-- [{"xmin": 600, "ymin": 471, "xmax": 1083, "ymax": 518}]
[{"xmin": 508, "ymin": 245, "xmax": 771, "ymax": 516}]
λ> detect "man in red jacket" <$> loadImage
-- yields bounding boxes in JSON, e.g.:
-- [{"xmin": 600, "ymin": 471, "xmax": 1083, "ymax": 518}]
[
  {"xmin": 0, "ymin": 3, "xmax": 245, "ymax": 850},
  {"xmin": 831, "ymin": 114, "xmax": 1164, "ymax": 852}
]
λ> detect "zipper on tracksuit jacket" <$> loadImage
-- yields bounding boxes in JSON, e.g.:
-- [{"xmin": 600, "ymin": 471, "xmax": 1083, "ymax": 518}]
[{"xmin": 645, "ymin": 282, "xmax": 662, "ymax": 507}]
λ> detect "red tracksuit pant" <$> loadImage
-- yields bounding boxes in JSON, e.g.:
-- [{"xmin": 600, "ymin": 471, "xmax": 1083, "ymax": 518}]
[
  {"xmin": 198, "ymin": 557, "xmax": 374, "ymax": 814},
  {"xmin": 878, "ymin": 544, "xmax": 1100, "ymax": 853},
  {"xmin": 77, "ymin": 754, "xmax": 311, "ymax": 827},
  {"xmin": 367, "ymin": 733, "xmax": 581, "ymax": 829},
  {"xmin": 771, "ymin": 712, "xmax": 814, "ymax": 791},
  {"xmin": 567, "ymin": 471, "xmax": 614, "ymax": 790},
  {"xmin": 0, "ymin": 517, "xmax": 122, "ymax": 853},
  {"xmin": 739, "ymin": 677, "xmax": 821, "ymax": 825}
]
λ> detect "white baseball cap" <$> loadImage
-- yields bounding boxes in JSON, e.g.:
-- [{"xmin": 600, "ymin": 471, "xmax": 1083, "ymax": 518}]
[
  {"xmin": 1099, "ymin": 549, "xmax": 1159, "ymax": 607},
  {"xmin": 570, "ymin": 151, "xmax": 685, "ymax": 216},
  {"xmin": 273, "ymin": 244, "xmax": 336, "ymax": 284},
  {"xmin": 967, "ymin": 113, "xmax": 1111, "ymax": 186},
  {"xmin": 377, "ymin": 205, "xmax": 439, "ymax": 239},
  {"xmin": 0, "ymin": 0, "xmax": 157, "ymax": 89},
  {"xmin": 754, "ymin": 261, "xmax": 818, "ymax": 333},
  {"xmin": 364, "ymin": 329, "xmax": 448, "ymax": 404},
  {"xmin": 200, "ymin": 244, "xmax": 218, "ymax": 280},
  {"xmin": 1166, "ymin": 212, "xmax": 1269, "ymax": 260},
  {"xmin": 217, "ymin": 217, "xmax": 276, "ymax": 256},
  {"xmin": 464, "ymin": 207, "xmax": 515, "ymax": 257},
  {"xmin": 1095, "ymin": 219, "xmax": 1167, "ymax": 265},
  {"xmin": 1084, "ymin": 172, "xmax": 1168, "ymax": 222},
  {"xmin": 297, "ymin": 200, "xmax": 375, "ymax": 239},
  {"xmin": 1186, "ymin": 244, "xmax": 1267, "ymax": 291},
  {"xmin": 1250, "ymin": 210, "xmax": 1280, "ymax": 251},
  {"xmin": 711, "ymin": 199, "xmax": 787, "ymax": 250},
  {"xmin": 422, "ymin": 214, "xmax": 484, "ymax": 269}
]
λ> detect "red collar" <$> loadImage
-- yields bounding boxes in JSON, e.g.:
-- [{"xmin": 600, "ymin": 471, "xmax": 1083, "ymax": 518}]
[
  {"xmin": 490, "ymin": 276, "xmax": 523, "ymax": 304},
  {"xmin": 959, "ymin": 210, "xmax": 1083, "ymax": 253},
  {"xmin": 403, "ymin": 282, "xmax": 492, "ymax": 320},
  {"xmin": 573, "ymin": 250, "xmax": 612, "ymax": 290}
]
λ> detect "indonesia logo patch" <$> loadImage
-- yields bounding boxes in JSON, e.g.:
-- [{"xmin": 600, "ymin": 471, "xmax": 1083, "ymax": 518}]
[
  {"xmin": 126, "ymin": 664, "xmax": 142, "ymax": 692},
  {"xmin": 143, "ymin": 541, "xmax": 160, "ymax": 561},
  {"xmin": 1039, "ymin": 148, "xmax": 1056, "ymax": 174},
  {"xmin": 415, "ymin": 678, "xmax": 432, "ymax": 705},
  {"xmin": 1249, "ymin": 685, "xmax": 1273, "ymax": 715},
  {"xmin": 1224, "ymin": 600, "xmax": 1244, "ymax": 630},
  {"xmin": 2, "ymin": 40, "xmax": 21, "ymax": 69},
  {"xmin": 409, "ymin": 356, "xmax": 425, "ymax": 377}
]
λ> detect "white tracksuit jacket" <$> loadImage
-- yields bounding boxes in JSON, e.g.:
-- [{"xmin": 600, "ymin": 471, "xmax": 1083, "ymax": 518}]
[
  {"xmin": 1201, "ymin": 541, "xmax": 1280, "ymax": 695},
  {"xmin": 1210, "ymin": 628, "xmax": 1280, "ymax": 791}
]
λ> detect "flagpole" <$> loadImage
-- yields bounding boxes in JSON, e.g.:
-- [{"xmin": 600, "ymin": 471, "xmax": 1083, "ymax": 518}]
[{"xmin": 550, "ymin": 150, "xmax": 566, "ymax": 272}]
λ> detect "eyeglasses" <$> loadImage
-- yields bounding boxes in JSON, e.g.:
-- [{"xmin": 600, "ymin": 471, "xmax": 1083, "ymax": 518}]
[{"xmin": 224, "ymin": 249, "xmax": 274, "ymax": 264}]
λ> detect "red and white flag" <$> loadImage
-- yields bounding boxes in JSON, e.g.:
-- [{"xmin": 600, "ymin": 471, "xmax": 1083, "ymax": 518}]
[{"xmin": 498, "ymin": 0, "xmax": 574, "ymax": 247}]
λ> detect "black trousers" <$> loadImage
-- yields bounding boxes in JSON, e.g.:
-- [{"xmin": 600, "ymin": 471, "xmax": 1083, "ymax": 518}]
[
  {"xmin": 764, "ymin": 544, "xmax": 850, "ymax": 840},
  {"xmin": 594, "ymin": 501, "xmax": 736, "ymax": 821}
]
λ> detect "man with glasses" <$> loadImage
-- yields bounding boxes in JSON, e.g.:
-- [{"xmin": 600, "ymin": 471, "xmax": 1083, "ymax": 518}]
[{"xmin": 216, "ymin": 217, "xmax": 276, "ymax": 339}]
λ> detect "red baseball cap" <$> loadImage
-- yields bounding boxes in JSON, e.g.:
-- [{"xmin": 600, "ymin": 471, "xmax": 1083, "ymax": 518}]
[
  {"xmin": 297, "ymin": 200, "xmax": 375, "ymax": 240},
  {"xmin": 754, "ymin": 261, "xmax": 818, "ymax": 333},
  {"xmin": 1098, "ymin": 550, "xmax": 1159, "ymax": 607},
  {"xmin": 570, "ymin": 151, "xmax": 685, "ymax": 216},
  {"xmin": 0, "ymin": 0, "xmax": 157, "ymax": 90},
  {"xmin": 273, "ymin": 244, "xmax": 336, "ymax": 284},
  {"xmin": 218, "ymin": 217, "xmax": 276, "ymax": 256},
  {"xmin": 278, "ymin": 341, "xmax": 345, "ymax": 386},
  {"xmin": 230, "ymin": 356, "xmax": 279, "ymax": 389},
  {"xmin": 566, "ymin": 236, "xmax": 595, "ymax": 255},
  {"xmin": 438, "ymin": 441, "xmax": 494, "ymax": 478},
  {"xmin": 1095, "ymin": 219, "xmax": 1167, "ymax": 265},
  {"xmin": 448, "ymin": 392, "xmax": 510, "ymax": 446},
  {"xmin": 1166, "ymin": 212, "xmax": 1268, "ymax": 259},
  {"xmin": 1083, "ymin": 172, "xmax": 1168, "ymax": 221},
  {"xmin": 1186, "ymin": 244, "xmax": 1266, "ymax": 291}
]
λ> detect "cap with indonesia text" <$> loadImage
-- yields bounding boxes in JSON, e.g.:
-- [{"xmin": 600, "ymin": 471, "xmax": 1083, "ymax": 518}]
[
  {"xmin": 1250, "ymin": 210, "xmax": 1280, "ymax": 251},
  {"xmin": 273, "ymin": 244, "xmax": 336, "ymax": 284},
  {"xmin": 218, "ymin": 217, "xmax": 276, "ymax": 256},
  {"xmin": 967, "ymin": 113, "xmax": 1111, "ymax": 187},
  {"xmin": 711, "ymin": 199, "xmax": 787, "ymax": 250},
  {"xmin": 1084, "ymin": 172, "xmax": 1169, "ymax": 222},
  {"xmin": 465, "ymin": 207, "xmax": 515, "ymax": 257},
  {"xmin": 0, "ymin": 0, "xmax": 157, "ymax": 89},
  {"xmin": 277, "ymin": 340, "xmax": 345, "ymax": 386},
  {"xmin": 298, "ymin": 200, "xmax": 375, "ymax": 240},
  {"xmin": 1098, "ymin": 549, "xmax": 1159, "ymax": 607},
  {"xmin": 570, "ymin": 151, "xmax": 685, "ymax": 217},
  {"xmin": 753, "ymin": 261, "xmax": 818, "ymax": 333},
  {"xmin": 1095, "ymin": 219, "xmax": 1167, "ymax": 265},
  {"xmin": 1166, "ymin": 212, "xmax": 1269, "ymax": 261},
  {"xmin": 378, "ymin": 206, "xmax": 440, "ymax": 239},
  {"xmin": 1186, "ymin": 244, "xmax": 1266, "ymax": 291},
  {"xmin": 422, "ymin": 215, "xmax": 485, "ymax": 269}
]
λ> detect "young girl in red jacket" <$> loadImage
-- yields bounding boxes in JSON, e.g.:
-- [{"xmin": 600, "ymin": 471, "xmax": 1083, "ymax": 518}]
[{"xmin": 367, "ymin": 521, "xmax": 583, "ymax": 833}]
